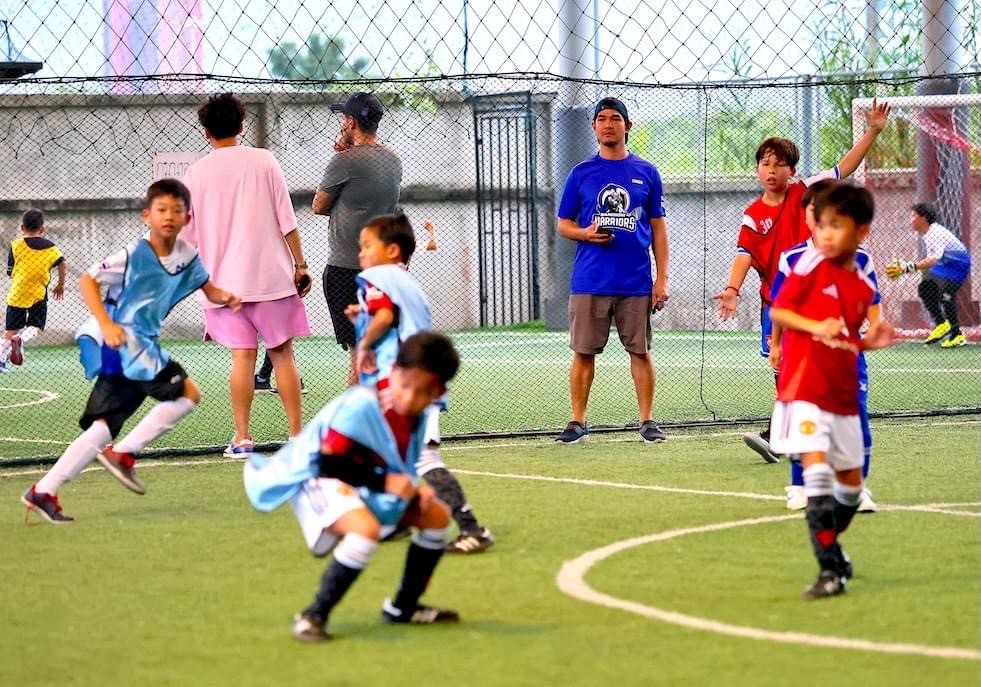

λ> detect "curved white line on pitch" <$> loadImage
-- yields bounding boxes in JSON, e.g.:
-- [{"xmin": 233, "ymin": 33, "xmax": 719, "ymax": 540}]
[
  {"xmin": 556, "ymin": 514, "xmax": 981, "ymax": 661},
  {"xmin": 0, "ymin": 387, "xmax": 59, "ymax": 410}
]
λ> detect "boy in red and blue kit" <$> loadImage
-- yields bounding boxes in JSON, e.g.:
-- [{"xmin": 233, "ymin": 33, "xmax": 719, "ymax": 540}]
[{"xmin": 768, "ymin": 184, "xmax": 895, "ymax": 600}]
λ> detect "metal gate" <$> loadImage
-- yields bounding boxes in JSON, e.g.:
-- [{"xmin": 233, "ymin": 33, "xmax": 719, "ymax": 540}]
[{"xmin": 471, "ymin": 92, "xmax": 541, "ymax": 326}]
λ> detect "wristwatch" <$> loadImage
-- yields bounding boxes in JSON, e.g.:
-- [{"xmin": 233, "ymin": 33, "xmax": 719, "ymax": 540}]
[{"xmin": 295, "ymin": 262, "xmax": 308, "ymax": 269}]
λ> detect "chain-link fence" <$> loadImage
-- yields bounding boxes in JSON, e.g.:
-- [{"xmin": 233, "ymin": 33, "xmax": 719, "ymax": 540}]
[{"xmin": 1, "ymin": 1, "xmax": 979, "ymax": 460}]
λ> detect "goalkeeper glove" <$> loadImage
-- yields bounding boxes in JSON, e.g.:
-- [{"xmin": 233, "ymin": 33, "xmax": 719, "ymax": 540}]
[{"xmin": 885, "ymin": 260, "xmax": 916, "ymax": 280}]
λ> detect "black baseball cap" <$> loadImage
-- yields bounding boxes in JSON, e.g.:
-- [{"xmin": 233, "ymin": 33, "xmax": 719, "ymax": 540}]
[
  {"xmin": 330, "ymin": 92, "xmax": 385, "ymax": 127},
  {"xmin": 593, "ymin": 97, "xmax": 630, "ymax": 123}
]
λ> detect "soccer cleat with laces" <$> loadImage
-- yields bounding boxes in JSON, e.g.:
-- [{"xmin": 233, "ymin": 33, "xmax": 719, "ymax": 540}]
[
  {"xmin": 21, "ymin": 486, "xmax": 74, "ymax": 524},
  {"xmin": 639, "ymin": 420, "xmax": 667, "ymax": 443},
  {"xmin": 96, "ymin": 446, "xmax": 146, "ymax": 495},
  {"xmin": 555, "ymin": 421, "xmax": 588, "ymax": 444},
  {"xmin": 291, "ymin": 612, "xmax": 332, "ymax": 642},
  {"xmin": 940, "ymin": 333, "xmax": 966, "ymax": 349},
  {"xmin": 253, "ymin": 375, "xmax": 274, "ymax": 393},
  {"xmin": 801, "ymin": 570, "xmax": 846, "ymax": 600},
  {"xmin": 743, "ymin": 431, "xmax": 780, "ymax": 463},
  {"xmin": 381, "ymin": 598, "xmax": 460, "ymax": 625},
  {"xmin": 924, "ymin": 320, "xmax": 950, "ymax": 344},
  {"xmin": 446, "ymin": 527, "xmax": 495, "ymax": 554}
]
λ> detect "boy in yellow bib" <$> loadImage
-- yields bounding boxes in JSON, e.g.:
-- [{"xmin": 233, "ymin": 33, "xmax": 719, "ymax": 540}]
[{"xmin": 3, "ymin": 209, "xmax": 66, "ymax": 369}]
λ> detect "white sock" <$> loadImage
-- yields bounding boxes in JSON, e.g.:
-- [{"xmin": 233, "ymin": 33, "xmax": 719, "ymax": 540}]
[
  {"xmin": 19, "ymin": 326, "xmax": 40, "ymax": 344},
  {"xmin": 0, "ymin": 339, "xmax": 10, "ymax": 363},
  {"xmin": 35, "ymin": 422, "xmax": 113, "ymax": 495},
  {"xmin": 113, "ymin": 397, "xmax": 197, "ymax": 454}
]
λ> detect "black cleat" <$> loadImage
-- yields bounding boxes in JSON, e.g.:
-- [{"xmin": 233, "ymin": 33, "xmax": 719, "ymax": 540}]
[
  {"xmin": 836, "ymin": 546, "xmax": 853, "ymax": 582},
  {"xmin": 801, "ymin": 571, "xmax": 846, "ymax": 600},
  {"xmin": 254, "ymin": 375, "xmax": 274, "ymax": 394},
  {"xmin": 743, "ymin": 431, "xmax": 781, "ymax": 464},
  {"xmin": 555, "ymin": 421, "xmax": 588, "ymax": 444},
  {"xmin": 446, "ymin": 527, "xmax": 495, "ymax": 554},
  {"xmin": 21, "ymin": 486, "xmax": 74, "ymax": 524},
  {"xmin": 291, "ymin": 612, "xmax": 332, "ymax": 642},
  {"xmin": 381, "ymin": 598, "xmax": 460, "ymax": 624}
]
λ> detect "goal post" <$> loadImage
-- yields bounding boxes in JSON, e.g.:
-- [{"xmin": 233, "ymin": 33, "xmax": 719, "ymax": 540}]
[{"xmin": 851, "ymin": 92, "xmax": 980, "ymax": 333}]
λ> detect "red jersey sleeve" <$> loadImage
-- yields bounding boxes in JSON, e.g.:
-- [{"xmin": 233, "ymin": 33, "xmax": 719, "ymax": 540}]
[{"xmin": 363, "ymin": 281, "xmax": 395, "ymax": 316}]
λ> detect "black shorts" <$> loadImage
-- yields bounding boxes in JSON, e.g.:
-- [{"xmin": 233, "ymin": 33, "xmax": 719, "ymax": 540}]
[
  {"xmin": 323, "ymin": 264, "xmax": 360, "ymax": 349},
  {"xmin": 5, "ymin": 300, "xmax": 47, "ymax": 331},
  {"xmin": 79, "ymin": 359, "xmax": 189, "ymax": 437}
]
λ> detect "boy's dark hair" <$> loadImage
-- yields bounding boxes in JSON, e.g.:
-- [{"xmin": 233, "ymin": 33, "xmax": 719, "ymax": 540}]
[
  {"xmin": 145, "ymin": 178, "xmax": 192, "ymax": 210},
  {"xmin": 197, "ymin": 93, "xmax": 246, "ymax": 140},
  {"xmin": 21, "ymin": 209, "xmax": 44, "ymax": 232},
  {"xmin": 800, "ymin": 178, "xmax": 836, "ymax": 209},
  {"xmin": 395, "ymin": 331, "xmax": 460, "ymax": 385},
  {"xmin": 813, "ymin": 183, "xmax": 875, "ymax": 227},
  {"xmin": 365, "ymin": 213, "xmax": 416, "ymax": 264},
  {"xmin": 911, "ymin": 202, "xmax": 938, "ymax": 224},
  {"xmin": 755, "ymin": 137, "xmax": 800, "ymax": 169}
]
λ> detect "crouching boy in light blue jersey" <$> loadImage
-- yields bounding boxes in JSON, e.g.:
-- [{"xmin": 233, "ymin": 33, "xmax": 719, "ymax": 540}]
[{"xmin": 245, "ymin": 332, "xmax": 463, "ymax": 641}]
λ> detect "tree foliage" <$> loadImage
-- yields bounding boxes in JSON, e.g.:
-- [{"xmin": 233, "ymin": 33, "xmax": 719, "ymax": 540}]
[{"xmin": 267, "ymin": 33, "xmax": 370, "ymax": 81}]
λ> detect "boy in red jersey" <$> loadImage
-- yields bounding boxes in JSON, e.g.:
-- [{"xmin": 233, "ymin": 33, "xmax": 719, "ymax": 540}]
[
  {"xmin": 713, "ymin": 99, "xmax": 891, "ymax": 463},
  {"xmin": 768, "ymin": 184, "xmax": 895, "ymax": 600}
]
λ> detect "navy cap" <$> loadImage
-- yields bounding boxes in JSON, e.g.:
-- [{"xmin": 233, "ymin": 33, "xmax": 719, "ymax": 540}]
[
  {"xmin": 330, "ymin": 92, "xmax": 385, "ymax": 127},
  {"xmin": 593, "ymin": 97, "xmax": 630, "ymax": 123}
]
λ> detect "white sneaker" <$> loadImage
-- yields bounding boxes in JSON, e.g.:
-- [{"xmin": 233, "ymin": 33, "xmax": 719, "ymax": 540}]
[
  {"xmin": 223, "ymin": 436, "xmax": 255, "ymax": 458},
  {"xmin": 785, "ymin": 485, "xmax": 807, "ymax": 511},
  {"xmin": 858, "ymin": 488, "xmax": 877, "ymax": 513}
]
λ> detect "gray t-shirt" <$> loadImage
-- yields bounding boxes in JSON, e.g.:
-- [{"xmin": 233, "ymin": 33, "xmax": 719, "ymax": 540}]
[{"xmin": 319, "ymin": 144, "xmax": 402, "ymax": 269}]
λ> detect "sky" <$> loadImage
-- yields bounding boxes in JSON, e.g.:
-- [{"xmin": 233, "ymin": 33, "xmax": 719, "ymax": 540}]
[{"xmin": 1, "ymin": 0, "xmax": 978, "ymax": 84}]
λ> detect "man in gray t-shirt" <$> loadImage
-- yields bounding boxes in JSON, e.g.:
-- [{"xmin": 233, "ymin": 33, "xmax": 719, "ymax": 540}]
[{"xmin": 312, "ymin": 92, "xmax": 402, "ymax": 384}]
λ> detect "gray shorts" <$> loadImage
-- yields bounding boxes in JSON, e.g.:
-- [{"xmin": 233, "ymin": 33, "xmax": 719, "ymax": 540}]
[{"xmin": 569, "ymin": 294, "xmax": 652, "ymax": 355}]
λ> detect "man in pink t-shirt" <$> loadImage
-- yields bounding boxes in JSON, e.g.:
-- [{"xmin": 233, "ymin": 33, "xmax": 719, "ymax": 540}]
[{"xmin": 183, "ymin": 93, "xmax": 311, "ymax": 456}]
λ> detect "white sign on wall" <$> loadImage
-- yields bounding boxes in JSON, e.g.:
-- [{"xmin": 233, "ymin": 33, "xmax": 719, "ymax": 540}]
[{"xmin": 152, "ymin": 152, "xmax": 202, "ymax": 181}]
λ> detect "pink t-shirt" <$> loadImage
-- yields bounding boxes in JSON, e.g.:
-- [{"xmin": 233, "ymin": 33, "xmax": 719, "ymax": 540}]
[{"xmin": 183, "ymin": 146, "xmax": 298, "ymax": 307}]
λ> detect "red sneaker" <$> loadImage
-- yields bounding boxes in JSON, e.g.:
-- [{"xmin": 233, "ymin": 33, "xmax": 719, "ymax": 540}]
[
  {"xmin": 96, "ymin": 446, "xmax": 146, "ymax": 495},
  {"xmin": 9, "ymin": 336, "xmax": 23, "ymax": 365},
  {"xmin": 21, "ymin": 485, "xmax": 74, "ymax": 524}
]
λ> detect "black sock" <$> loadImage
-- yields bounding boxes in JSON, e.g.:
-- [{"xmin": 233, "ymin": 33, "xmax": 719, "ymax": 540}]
[
  {"xmin": 805, "ymin": 494, "xmax": 840, "ymax": 572},
  {"xmin": 258, "ymin": 353, "xmax": 274, "ymax": 380},
  {"xmin": 304, "ymin": 559, "xmax": 362, "ymax": 620},
  {"xmin": 833, "ymin": 498, "xmax": 858, "ymax": 535},
  {"xmin": 393, "ymin": 542, "xmax": 444, "ymax": 611},
  {"xmin": 424, "ymin": 467, "xmax": 480, "ymax": 533}
]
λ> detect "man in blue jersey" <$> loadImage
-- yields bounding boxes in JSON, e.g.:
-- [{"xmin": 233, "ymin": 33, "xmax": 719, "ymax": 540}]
[
  {"xmin": 554, "ymin": 97, "xmax": 670, "ymax": 444},
  {"xmin": 885, "ymin": 203, "xmax": 972, "ymax": 348},
  {"xmin": 769, "ymin": 180, "xmax": 879, "ymax": 513}
]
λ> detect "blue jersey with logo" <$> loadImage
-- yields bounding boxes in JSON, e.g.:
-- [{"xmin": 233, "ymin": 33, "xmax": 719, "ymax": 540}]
[
  {"xmin": 558, "ymin": 153, "xmax": 666, "ymax": 296},
  {"xmin": 923, "ymin": 223, "xmax": 971, "ymax": 283}
]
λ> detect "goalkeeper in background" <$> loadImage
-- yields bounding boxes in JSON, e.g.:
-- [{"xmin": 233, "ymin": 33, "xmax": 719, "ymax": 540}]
[{"xmin": 885, "ymin": 203, "xmax": 971, "ymax": 348}]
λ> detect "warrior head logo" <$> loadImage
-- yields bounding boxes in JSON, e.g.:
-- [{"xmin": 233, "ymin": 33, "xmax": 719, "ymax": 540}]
[{"xmin": 598, "ymin": 185, "xmax": 630, "ymax": 214}]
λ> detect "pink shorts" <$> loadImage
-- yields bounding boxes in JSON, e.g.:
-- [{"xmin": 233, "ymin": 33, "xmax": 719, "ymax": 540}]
[{"xmin": 204, "ymin": 295, "xmax": 310, "ymax": 349}]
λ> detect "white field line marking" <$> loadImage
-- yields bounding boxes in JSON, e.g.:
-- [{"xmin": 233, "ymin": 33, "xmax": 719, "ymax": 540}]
[
  {"xmin": 451, "ymin": 469, "xmax": 981, "ymax": 518},
  {"xmin": 453, "ymin": 469, "xmax": 785, "ymax": 501},
  {"xmin": 0, "ymin": 437, "xmax": 69, "ymax": 445},
  {"xmin": 0, "ymin": 387, "xmax": 59, "ymax": 410},
  {"xmin": 556, "ymin": 514, "xmax": 981, "ymax": 661}
]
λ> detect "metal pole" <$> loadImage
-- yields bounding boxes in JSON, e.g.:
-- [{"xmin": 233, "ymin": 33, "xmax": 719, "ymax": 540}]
[{"xmin": 546, "ymin": 0, "xmax": 596, "ymax": 329}]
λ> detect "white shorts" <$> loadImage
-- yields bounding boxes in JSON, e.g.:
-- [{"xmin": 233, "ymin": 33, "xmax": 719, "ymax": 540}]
[
  {"xmin": 289, "ymin": 477, "xmax": 367, "ymax": 556},
  {"xmin": 770, "ymin": 401, "xmax": 863, "ymax": 472}
]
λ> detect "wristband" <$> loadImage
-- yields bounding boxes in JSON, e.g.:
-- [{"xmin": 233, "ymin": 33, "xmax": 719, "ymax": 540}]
[
  {"xmin": 902, "ymin": 261, "xmax": 916, "ymax": 274},
  {"xmin": 724, "ymin": 285, "xmax": 740, "ymax": 296},
  {"xmin": 295, "ymin": 262, "xmax": 308, "ymax": 269}
]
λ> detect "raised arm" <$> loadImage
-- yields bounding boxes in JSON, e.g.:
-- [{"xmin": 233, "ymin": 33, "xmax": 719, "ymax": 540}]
[{"xmin": 837, "ymin": 98, "xmax": 890, "ymax": 179}]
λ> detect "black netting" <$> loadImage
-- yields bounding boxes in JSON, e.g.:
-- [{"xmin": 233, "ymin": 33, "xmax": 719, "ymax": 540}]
[{"xmin": 1, "ymin": 2, "xmax": 979, "ymax": 461}]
